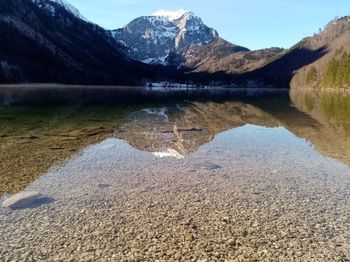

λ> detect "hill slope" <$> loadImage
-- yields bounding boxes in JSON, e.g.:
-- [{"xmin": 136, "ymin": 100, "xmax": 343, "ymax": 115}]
[
  {"xmin": 243, "ymin": 16, "xmax": 350, "ymax": 89},
  {"xmin": 290, "ymin": 16, "xmax": 350, "ymax": 90},
  {"xmin": 181, "ymin": 38, "xmax": 283, "ymax": 74}
]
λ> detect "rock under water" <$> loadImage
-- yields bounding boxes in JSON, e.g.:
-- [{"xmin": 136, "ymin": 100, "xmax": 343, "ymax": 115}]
[{"xmin": 2, "ymin": 191, "xmax": 53, "ymax": 210}]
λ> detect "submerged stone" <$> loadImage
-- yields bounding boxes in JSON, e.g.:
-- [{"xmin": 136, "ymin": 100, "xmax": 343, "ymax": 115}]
[
  {"xmin": 198, "ymin": 163, "xmax": 222, "ymax": 171},
  {"xmin": 98, "ymin": 184, "xmax": 111, "ymax": 189},
  {"xmin": 207, "ymin": 164, "xmax": 222, "ymax": 170},
  {"xmin": 2, "ymin": 191, "xmax": 53, "ymax": 210}
]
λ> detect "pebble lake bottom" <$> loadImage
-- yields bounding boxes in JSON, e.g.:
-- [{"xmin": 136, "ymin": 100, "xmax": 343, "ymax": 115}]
[{"xmin": 0, "ymin": 86, "xmax": 350, "ymax": 261}]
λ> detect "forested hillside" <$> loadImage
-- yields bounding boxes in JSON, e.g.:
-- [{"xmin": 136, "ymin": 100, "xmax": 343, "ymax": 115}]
[{"xmin": 291, "ymin": 16, "xmax": 350, "ymax": 90}]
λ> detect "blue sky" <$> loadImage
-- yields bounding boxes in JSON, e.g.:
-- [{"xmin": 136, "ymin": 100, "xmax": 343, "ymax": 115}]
[{"xmin": 68, "ymin": 0, "xmax": 349, "ymax": 50}]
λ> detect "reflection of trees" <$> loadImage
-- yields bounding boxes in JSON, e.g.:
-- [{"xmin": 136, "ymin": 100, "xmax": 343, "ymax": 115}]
[{"xmin": 290, "ymin": 88, "xmax": 350, "ymax": 166}]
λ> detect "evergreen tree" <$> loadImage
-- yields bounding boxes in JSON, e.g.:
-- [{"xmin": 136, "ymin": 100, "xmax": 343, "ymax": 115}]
[
  {"xmin": 323, "ymin": 52, "xmax": 350, "ymax": 88},
  {"xmin": 323, "ymin": 58, "xmax": 339, "ymax": 87},
  {"xmin": 306, "ymin": 66, "xmax": 317, "ymax": 85}
]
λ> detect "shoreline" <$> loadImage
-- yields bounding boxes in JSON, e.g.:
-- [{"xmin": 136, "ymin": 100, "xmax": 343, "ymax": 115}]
[
  {"xmin": 0, "ymin": 83, "xmax": 289, "ymax": 90},
  {"xmin": 291, "ymin": 86, "xmax": 350, "ymax": 95}
]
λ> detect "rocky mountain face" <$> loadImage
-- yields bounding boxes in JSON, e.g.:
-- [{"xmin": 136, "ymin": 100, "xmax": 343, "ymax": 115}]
[
  {"xmin": 111, "ymin": 10, "xmax": 222, "ymax": 65},
  {"xmin": 0, "ymin": 0, "xmax": 175, "ymax": 85}
]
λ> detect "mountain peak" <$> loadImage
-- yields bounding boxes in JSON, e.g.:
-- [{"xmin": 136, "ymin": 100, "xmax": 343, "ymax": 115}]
[
  {"xmin": 112, "ymin": 9, "xmax": 220, "ymax": 65},
  {"xmin": 152, "ymin": 9, "xmax": 192, "ymax": 21}
]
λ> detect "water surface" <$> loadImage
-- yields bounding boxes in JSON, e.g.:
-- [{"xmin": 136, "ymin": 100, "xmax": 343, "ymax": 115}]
[{"xmin": 0, "ymin": 86, "xmax": 350, "ymax": 261}]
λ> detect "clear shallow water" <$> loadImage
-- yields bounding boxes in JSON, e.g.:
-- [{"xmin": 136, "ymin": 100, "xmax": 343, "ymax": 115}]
[{"xmin": 0, "ymin": 86, "xmax": 350, "ymax": 261}]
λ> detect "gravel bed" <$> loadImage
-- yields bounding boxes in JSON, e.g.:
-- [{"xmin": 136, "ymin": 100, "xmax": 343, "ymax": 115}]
[{"xmin": 1, "ymin": 125, "xmax": 350, "ymax": 261}]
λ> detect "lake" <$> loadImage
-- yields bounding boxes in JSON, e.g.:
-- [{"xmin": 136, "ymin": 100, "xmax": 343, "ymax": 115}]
[{"xmin": 0, "ymin": 85, "xmax": 350, "ymax": 261}]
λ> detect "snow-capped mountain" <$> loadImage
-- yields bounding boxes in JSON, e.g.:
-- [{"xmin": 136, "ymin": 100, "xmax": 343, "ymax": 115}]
[
  {"xmin": 31, "ymin": 0, "xmax": 86, "ymax": 21},
  {"xmin": 111, "ymin": 10, "xmax": 220, "ymax": 65}
]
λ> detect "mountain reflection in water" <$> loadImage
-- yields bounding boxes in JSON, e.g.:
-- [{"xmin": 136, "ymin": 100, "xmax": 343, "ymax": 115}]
[
  {"xmin": 115, "ymin": 88, "xmax": 350, "ymax": 168},
  {"xmin": 0, "ymin": 86, "xmax": 350, "ymax": 195},
  {"xmin": 116, "ymin": 102, "xmax": 278, "ymax": 158}
]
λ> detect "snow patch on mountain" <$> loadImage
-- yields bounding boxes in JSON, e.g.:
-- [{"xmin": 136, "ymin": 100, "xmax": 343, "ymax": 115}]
[
  {"xmin": 152, "ymin": 9, "xmax": 190, "ymax": 21},
  {"xmin": 142, "ymin": 53, "xmax": 169, "ymax": 65}
]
